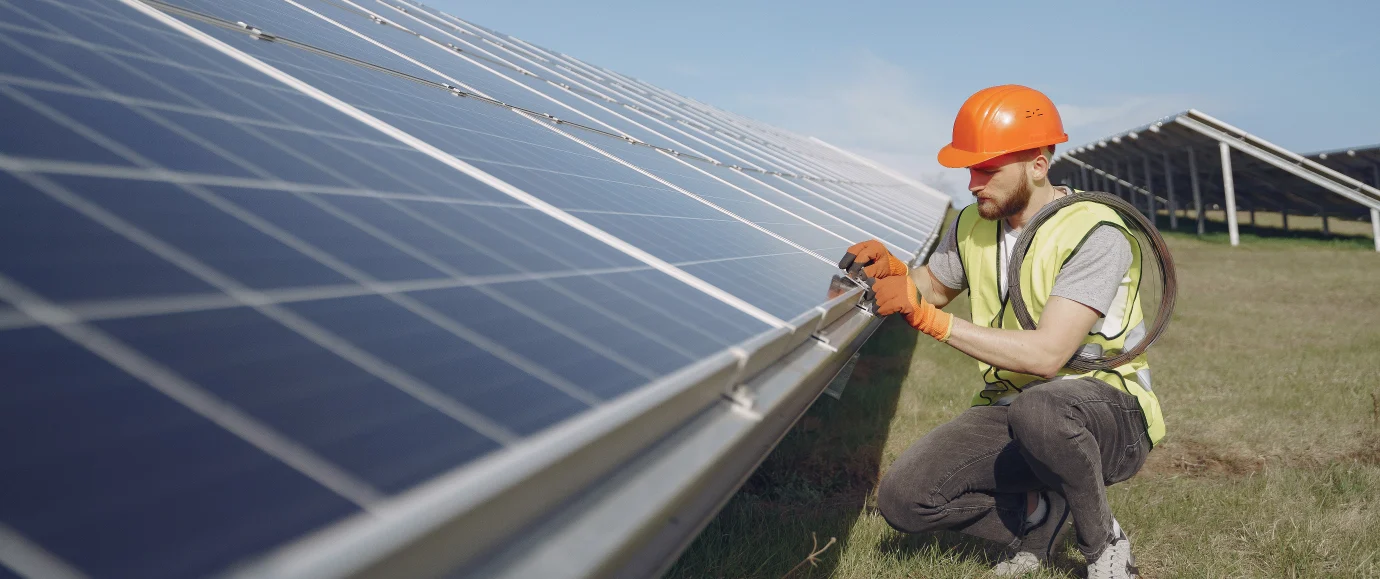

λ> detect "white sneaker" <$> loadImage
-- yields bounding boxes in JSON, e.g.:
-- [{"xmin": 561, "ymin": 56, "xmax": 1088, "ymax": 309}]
[
  {"xmin": 990, "ymin": 551, "xmax": 1040, "ymax": 577},
  {"xmin": 1086, "ymin": 528, "xmax": 1138, "ymax": 579}
]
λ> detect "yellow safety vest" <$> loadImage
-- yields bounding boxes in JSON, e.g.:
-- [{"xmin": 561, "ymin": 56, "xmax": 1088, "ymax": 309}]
[{"xmin": 954, "ymin": 197, "xmax": 1166, "ymax": 446}]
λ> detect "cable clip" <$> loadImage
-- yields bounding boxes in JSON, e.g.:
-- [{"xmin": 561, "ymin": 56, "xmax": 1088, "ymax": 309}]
[
  {"xmin": 236, "ymin": 21, "xmax": 276, "ymax": 41},
  {"xmin": 441, "ymin": 84, "xmax": 468, "ymax": 98}
]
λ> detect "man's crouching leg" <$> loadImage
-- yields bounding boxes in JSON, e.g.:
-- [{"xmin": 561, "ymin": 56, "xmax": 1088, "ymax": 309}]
[
  {"xmin": 1006, "ymin": 378, "xmax": 1151, "ymax": 563},
  {"xmin": 876, "ymin": 406, "xmax": 1039, "ymax": 550}
]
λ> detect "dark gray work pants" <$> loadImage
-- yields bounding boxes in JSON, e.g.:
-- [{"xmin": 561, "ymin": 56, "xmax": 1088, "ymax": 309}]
[{"xmin": 876, "ymin": 377, "xmax": 1151, "ymax": 560}]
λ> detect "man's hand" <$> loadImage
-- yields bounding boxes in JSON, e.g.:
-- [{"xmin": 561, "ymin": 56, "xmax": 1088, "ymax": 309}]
[
  {"xmin": 873, "ymin": 275, "xmax": 954, "ymax": 342},
  {"xmin": 839, "ymin": 239, "xmax": 908, "ymax": 279}
]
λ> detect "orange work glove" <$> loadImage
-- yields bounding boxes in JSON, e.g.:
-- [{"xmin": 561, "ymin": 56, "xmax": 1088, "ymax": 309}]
[
  {"xmin": 838, "ymin": 239, "xmax": 908, "ymax": 279},
  {"xmin": 873, "ymin": 274, "xmax": 953, "ymax": 342}
]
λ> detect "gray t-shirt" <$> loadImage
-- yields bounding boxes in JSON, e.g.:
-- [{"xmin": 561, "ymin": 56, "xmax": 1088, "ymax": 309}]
[{"xmin": 927, "ymin": 189, "xmax": 1132, "ymax": 317}]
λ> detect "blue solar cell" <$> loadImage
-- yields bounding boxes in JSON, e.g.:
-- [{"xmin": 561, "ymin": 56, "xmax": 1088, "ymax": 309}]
[
  {"xmin": 29, "ymin": 88, "xmax": 260, "ymax": 177},
  {"xmin": 406, "ymin": 286, "xmax": 651, "ymax": 398},
  {"xmin": 282, "ymin": 293, "xmax": 594, "ymax": 434},
  {"xmin": 0, "ymin": 173, "xmax": 219, "ymax": 301},
  {"xmin": 0, "ymin": 326, "xmax": 360, "ymax": 579},
  {"xmin": 95, "ymin": 307, "xmax": 505, "ymax": 494},
  {"xmin": 49, "ymin": 175, "xmax": 356, "ymax": 289},
  {"xmin": 210, "ymin": 187, "xmax": 451, "ymax": 281}
]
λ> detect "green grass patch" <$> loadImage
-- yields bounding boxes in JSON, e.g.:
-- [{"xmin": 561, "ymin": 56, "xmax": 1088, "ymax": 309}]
[{"xmin": 667, "ymin": 232, "xmax": 1380, "ymax": 578}]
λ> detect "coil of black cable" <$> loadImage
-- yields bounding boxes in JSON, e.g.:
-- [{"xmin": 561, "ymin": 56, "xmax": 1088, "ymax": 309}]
[{"xmin": 1005, "ymin": 190, "xmax": 1177, "ymax": 373}]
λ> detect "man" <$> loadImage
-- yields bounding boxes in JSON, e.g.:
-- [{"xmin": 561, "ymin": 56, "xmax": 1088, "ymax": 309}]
[{"xmin": 842, "ymin": 85, "xmax": 1164, "ymax": 579}]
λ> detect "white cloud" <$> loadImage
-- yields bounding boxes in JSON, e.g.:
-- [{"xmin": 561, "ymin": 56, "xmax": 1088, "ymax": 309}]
[
  {"xmin": 729, "ymin": 51, "xmax": 969, "ymax": 204},
  {"xmin": 727, "ymin": 53, "xmax": 1200, "ymax": 207},
  {"xmin": 1057, "ymin": 95, "xmax": 1199, "ymax": 147}
]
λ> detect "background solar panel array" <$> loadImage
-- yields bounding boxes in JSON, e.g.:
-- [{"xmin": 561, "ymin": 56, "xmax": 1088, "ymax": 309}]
[{"xmin": 0, "ymin": 0, "xmax": 949, "ymax": 577}]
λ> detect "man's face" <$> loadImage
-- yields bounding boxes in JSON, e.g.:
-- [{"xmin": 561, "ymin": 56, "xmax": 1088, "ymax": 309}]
[{"xmin": 968, "ymin": 152, "xmax": 1035, "ymax": 221}]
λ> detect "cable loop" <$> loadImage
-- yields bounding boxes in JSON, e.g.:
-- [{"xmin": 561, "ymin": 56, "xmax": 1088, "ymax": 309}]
[{"xmin": 1006, "ymin": 190, "xmax": 1177, "ymax": 372}]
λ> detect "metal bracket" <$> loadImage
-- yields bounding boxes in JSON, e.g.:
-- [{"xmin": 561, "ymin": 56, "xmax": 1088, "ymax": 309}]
[
  {"xmin": 235, "ymin": 21, "xmax": 276, "ymax": 41},
  {"xmin": 724, "ymin": 385, "xmax": 762, "ymax": 421}
]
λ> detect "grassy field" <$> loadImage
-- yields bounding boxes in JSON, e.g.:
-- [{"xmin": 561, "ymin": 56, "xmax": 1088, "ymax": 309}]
[{"xmin": 666, "ymin": 229, "xmax": 1380, "ymax": 578}]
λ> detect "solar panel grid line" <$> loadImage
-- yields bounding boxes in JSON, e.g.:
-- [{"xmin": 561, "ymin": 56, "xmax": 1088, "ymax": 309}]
[
  {"xmin": 220, "ymin": 343, "xmax": 752, "ymax": 579},
  {"xmin": 411, "ymin": 28, "xmax": 919, "ymax": 256},
  {"xmin": 1, "ymin": 27, "xmax": 640, "ymax": 413},
  {"xmin": 607, "ymin": 71, "xmax": 909, "ymax": 189},
  {"xmin": 281, "ymin": 188, "xmax": 664, "ymax": 380},
  {"xmin": 346, "ymin": 200, "xmax": 714, "ymax": 361},
  {"xmin": 657, "ymin": 124, "xmax": 938, "ymax": 234},
  {"xmin": 153, "ymin": 0, "xmax": 927, "ymax": 257},
  {"xmin": 377, "ymin": 5, "xmax": 727, "ymax": 165},
  {"xmin": 550, "ymin": 64, "xmax": 841, "ymax": 180},
  {"xmin": 277, "ymin": 0, "xmax": 632, "ymax": 140},
  {"xmin": 279, "ymin": 1, "xmax": 860, "ymax": 260},
  {"xmin": 0, "ymin": 270, "xmax": 389, "ymax": 508},
  {"xmin": 280, "ymin": 0, "xmax": 868, "ymax": 190},
  {"xmin": 0, "ymin": 262, "xmax": 681, "ymax": 333},
  {"xmin": 131, "ymin": 10, "xmax": 828, "ymax": 325},
  {"xmin": 0, "ymin": 155, "xmax": 534, "ymax": 210},
  {"xmin": 364, "ymin": 0, "xmax": 680, "ymax": 141},
  {"xmin": 120, "ymin": 0, "xmax": 791, "ymax": 329},
  {"xmin": 639, "ymin": 85, "xmax": 886, "ymax": 188},
  {"xmin": 496, "ymin": 28, "xmax": 905, "ymax": 197},
  {"xmin": 142, "ymin": 0, "xmax": 693, "ymax": 167},
  {"xmin": 0, "ymin": 523, "xmax": 88, "ymax": 579},
  {"xmin": 497, "ymin": 48, "xmax": 936, "ymax": 244},
  {"xmin": 8, "ymin": 19, "xmax": 650, "ymax": 431},
  {"xmin": 370, "ymin": 3, "xmax": 716, "ymax": 154},
  {"xmin": 9, "ymin": 160, "xmax": 540, "ymax": 445},
  {"xmin": 528, "ymin": 69, "xmax": 929, "ymax": 251},
  {"xmin": 0, "ymin": 70, "xmax": 445, "ymax": 158},
  {"xmin": 524, "ymin": 119, "xmax": 837, "ymax": 266},
  {"xmin": 161, "ymin": 0, "xmax": 833, "ymax": 237},
  {"xmin": 417, "ymin": 19, "xmax": 882, "ymax": 188}
]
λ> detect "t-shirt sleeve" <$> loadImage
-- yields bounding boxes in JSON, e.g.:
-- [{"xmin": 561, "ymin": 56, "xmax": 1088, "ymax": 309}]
[
  {"xmin": 1051, "ymin": 225, "xmax": 1132, "ymax": 316},
  {"xmin": 925, "ymin": 214, "xmax": 966, "ymax": 290}
]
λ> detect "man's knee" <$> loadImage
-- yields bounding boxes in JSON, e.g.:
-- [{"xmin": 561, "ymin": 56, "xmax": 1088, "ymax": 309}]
[
  {"xmin": 1007, "ymin": 386, "xmax": 1069, "ymax": 444},
  {"xmin": 876, "ymin": 467, "xmax": 945, "ymax": 533}
]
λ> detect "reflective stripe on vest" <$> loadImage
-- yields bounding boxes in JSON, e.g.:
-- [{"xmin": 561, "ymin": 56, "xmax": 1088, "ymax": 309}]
[{"xmin": 954, "ymin": 197, "xmax": 1166, "ymax": 445}]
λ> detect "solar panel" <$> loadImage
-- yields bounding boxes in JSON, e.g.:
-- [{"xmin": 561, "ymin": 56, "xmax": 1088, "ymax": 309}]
[{"xmin": 0, "ymin": 0, "xmax": 950, "ymax": 577}]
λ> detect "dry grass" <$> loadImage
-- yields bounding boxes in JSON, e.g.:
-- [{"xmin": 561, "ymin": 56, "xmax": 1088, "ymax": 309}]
[{"xmin": 666, "ymin": 229, "xmax": 1380, "ymax": 578}]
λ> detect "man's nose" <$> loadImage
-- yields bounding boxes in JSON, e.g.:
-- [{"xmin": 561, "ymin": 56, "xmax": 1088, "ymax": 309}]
[{"xmin": 968, "ymin": 170, "xmax": 987, "ymax": 192}]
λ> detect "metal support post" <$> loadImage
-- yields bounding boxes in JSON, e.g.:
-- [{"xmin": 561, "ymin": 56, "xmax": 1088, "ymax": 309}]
[
  {"xmin": 1219, "ymin": 142, "xmax": 1239, "ymax": 246},
  {"xmin": 1142, "ymin": 156, "xmax": 1155, "ymax": 223},
  {"xmin": 1372, "ymin": 208, "xmax": 1380, "ymax": 252},
  {"xmin": 1282, "ymin": 208, "xmax": 1289, "ymax": 231},
  {"xmin": 1188, "ymin": 147, "xmax": 1205, "ymax": 236},
  {"xmin": 1322, "ymin": 211, "xmax": 1331, "ymax": 237},
  {"xmin": 1162, "ymin": 152, "xmax": 1178, "ymax": 230},
  {"xmin": 1080, "ymin": 165, "xmax": 1090, "ymax": 191},
  {"xmin": 1113, "ymin": 161, "xmax": 1124, "ymax": 199}
]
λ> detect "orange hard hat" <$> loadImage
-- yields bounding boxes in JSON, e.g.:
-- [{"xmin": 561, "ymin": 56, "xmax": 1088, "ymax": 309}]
[{"xmin": 937, "ymin": 85, "xmax": 1068, "ymax": 169}]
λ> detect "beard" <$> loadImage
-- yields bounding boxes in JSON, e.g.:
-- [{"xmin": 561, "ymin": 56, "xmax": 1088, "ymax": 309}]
[{"xmin": 977, "ymin": 177, "xmax": 1033, "ymax": 220}]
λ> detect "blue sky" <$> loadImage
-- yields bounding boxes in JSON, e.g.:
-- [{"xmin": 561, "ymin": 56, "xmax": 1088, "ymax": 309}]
[{"xmin": 435, "ymin": 0, "xmax": 1380, "ymax": 204}]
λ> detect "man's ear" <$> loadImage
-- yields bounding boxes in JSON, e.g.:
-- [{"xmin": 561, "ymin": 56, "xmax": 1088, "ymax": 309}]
[{"xmin": 1028, "ymin": 150, "xmax": 1050, "ymax": 182}]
